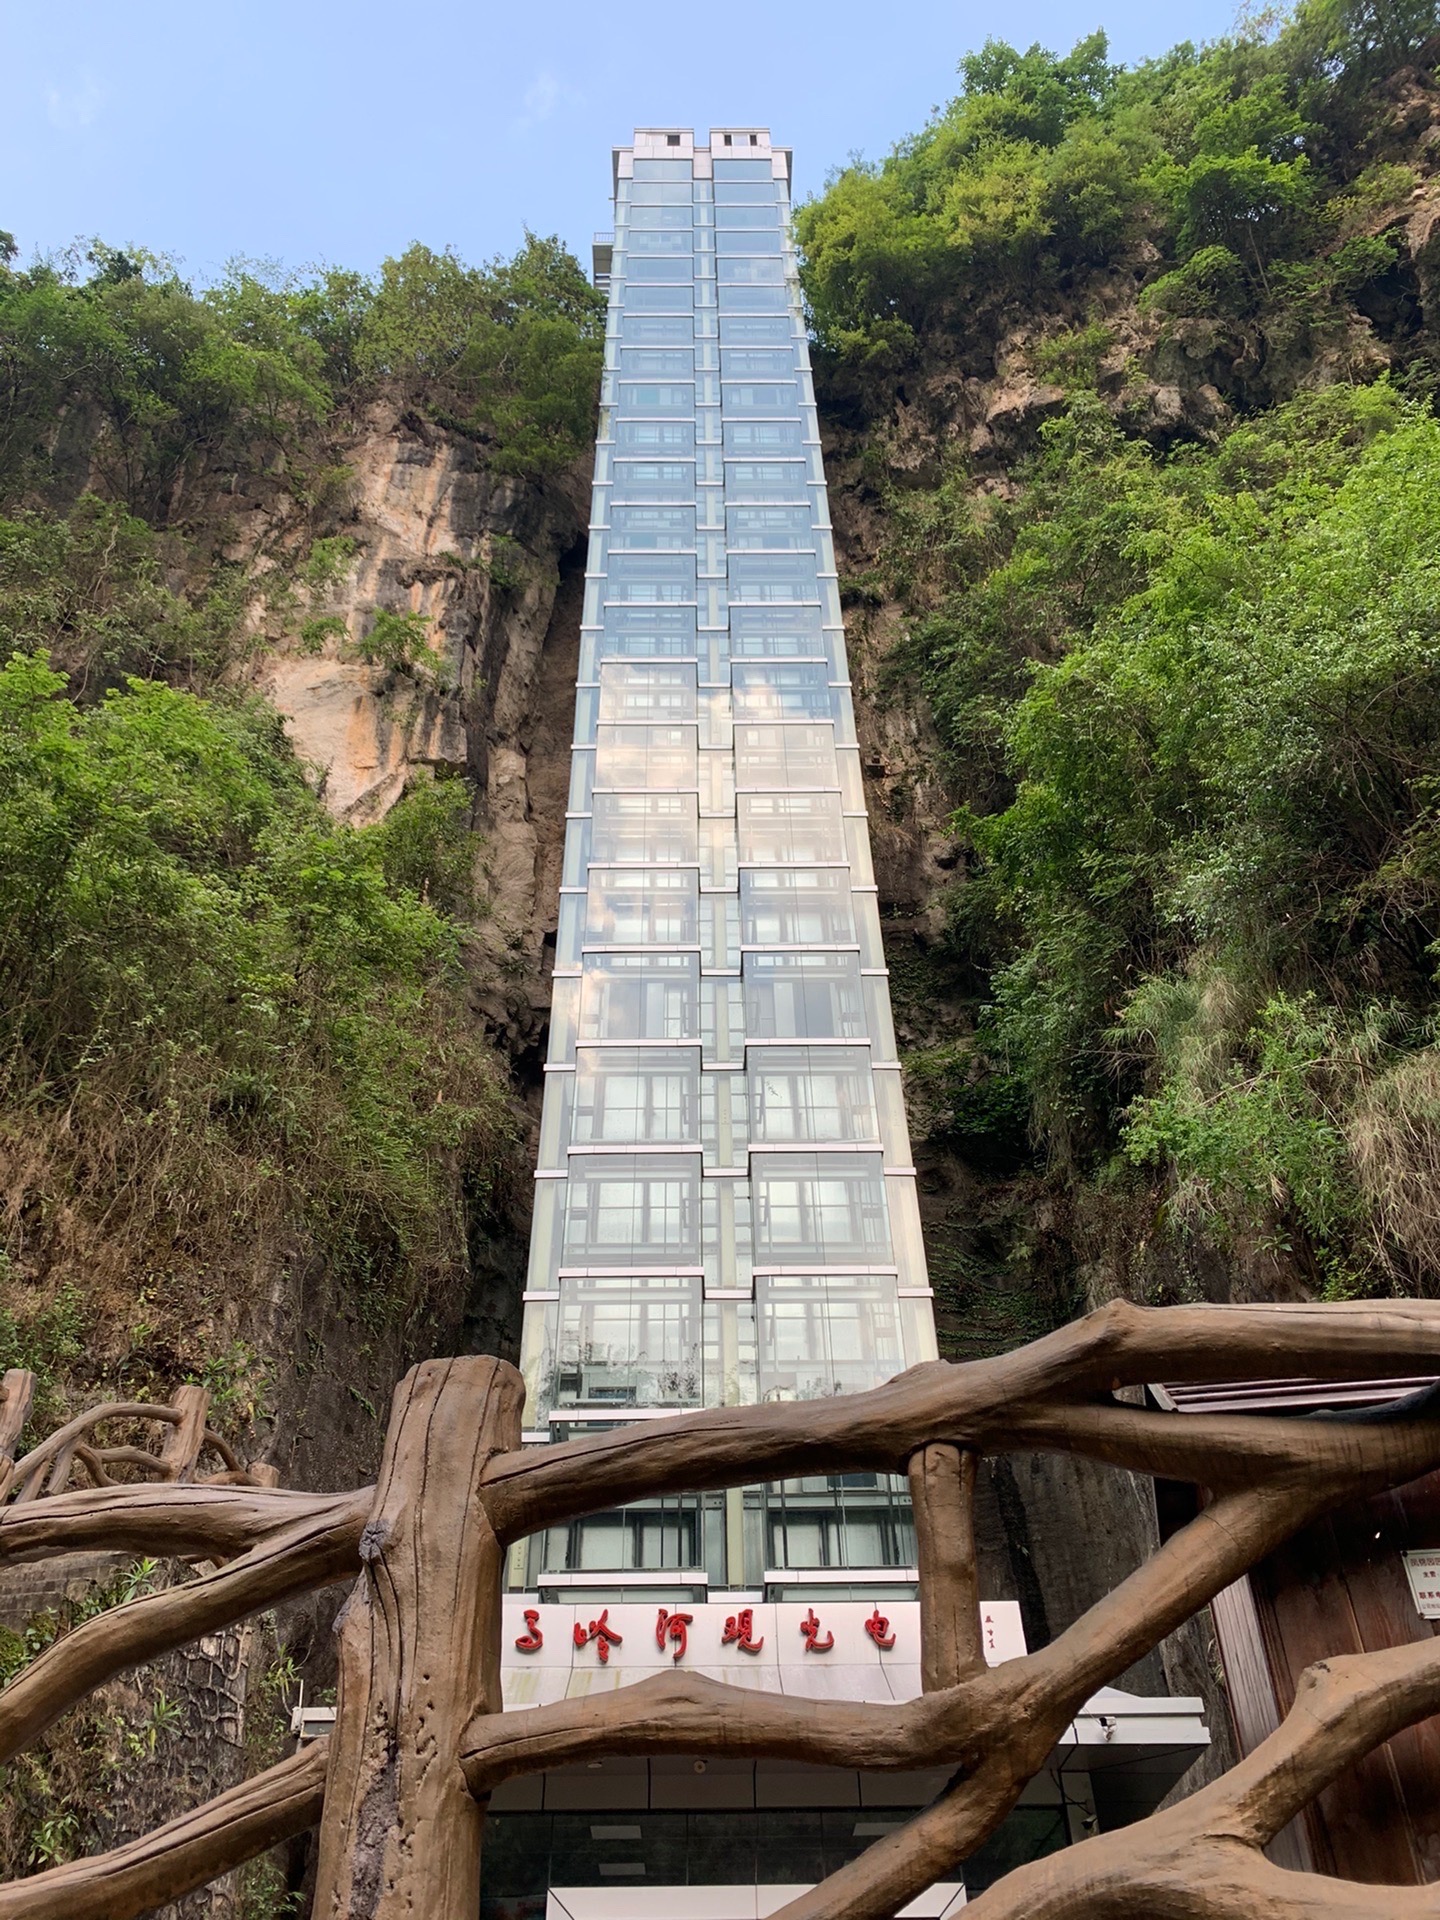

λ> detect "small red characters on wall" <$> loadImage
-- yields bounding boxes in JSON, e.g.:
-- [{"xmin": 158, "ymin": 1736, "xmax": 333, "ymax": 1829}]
[
  {"xmin": 514, "ymin": 1608, "xmax": 544, "ymax": 1654},
  {"xmin": 799, "ymin": 1607, "xmax": 834, "ymax": 1653},
  {"xmin": 656, "ymin": 1607, "xmax": 694, "ymax": 1662},
  {"xmin": 574, "ymin": 1608, "xmax": 623, "ymax": 1663},
  {"xmin": 722, "ymin": 1606, "xmax": 765, "ymax": 1653},
  {"xmin": 863, "ymin": 1607, "xmax": 896, "ymax": 1650}
]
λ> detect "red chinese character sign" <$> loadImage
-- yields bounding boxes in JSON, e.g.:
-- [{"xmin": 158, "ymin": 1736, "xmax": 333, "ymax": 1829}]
[
  {"xmin": 514, "ymin": 1608, "xmax": 543, "ymax": 1653},
  {"xmin": 574, "ymin": 1608, "xmax": 623, "ymax": 1663},
  {"xmin": 799, "ymin": 1606, "xmax": 834, "ymax": 1653},
  {"xmin": 864, "ymin": 1607, "xmax": 896, "ymax": 1651},
  {"xmin": 722, "ymin": 1606, "xmax": 765, "ymax": 1653},
  {"xmin": 656, "ymin": 1606, "xmax": 693, "ymax": 1662}
]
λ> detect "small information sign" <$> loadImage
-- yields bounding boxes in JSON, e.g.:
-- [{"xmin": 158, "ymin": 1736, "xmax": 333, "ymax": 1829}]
[{"xmin": 1402, "ymin": 1550, "xmax": 1440, "ymax": 1619}]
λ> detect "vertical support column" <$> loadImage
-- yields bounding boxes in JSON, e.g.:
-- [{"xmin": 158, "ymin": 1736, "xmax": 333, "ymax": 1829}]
[
  {"xmin": 907, "ymin": 1443, "xmax": 984, "ymax": 1691},
  {"xmin": 313, "ymin": 1357, "xmax": 525, "ymax": 1920},
  {"xmin": 0, "ymin": 1369, "xmax": 34, "ymax": 1500},
  {"xmin": 159, "ymin": 1384, "xmax": 211, "ymax": 1483}
]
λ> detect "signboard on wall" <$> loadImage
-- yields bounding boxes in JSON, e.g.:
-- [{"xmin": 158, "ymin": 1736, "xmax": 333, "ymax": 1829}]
[
  {"xmin": 1402, "ymin": 1550, "xmax": 1440, "ymax": 1619},
  {"xmin": 499, "ymin": 1599, "xmax": 1027, "ymax": 1710}
]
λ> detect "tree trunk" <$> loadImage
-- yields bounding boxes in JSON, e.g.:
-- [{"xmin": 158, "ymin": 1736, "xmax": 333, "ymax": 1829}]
[{"xmin": 312, "ymin": 1357, "xmax": 524, "ymax": 1920}]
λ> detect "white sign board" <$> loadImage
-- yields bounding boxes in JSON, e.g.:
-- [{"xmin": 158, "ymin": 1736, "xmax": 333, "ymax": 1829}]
[
  {"xmin": 1403, "ymin": 1550, "xmax": 1440, "ymax": 1619},
  {"xmin": 499, "ymin": 1599, "xmax": 1026, "ymax": 1710}
]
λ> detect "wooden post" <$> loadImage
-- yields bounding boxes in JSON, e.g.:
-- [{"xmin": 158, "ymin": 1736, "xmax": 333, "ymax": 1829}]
[
  {"xmin": 0, "ymin": 1369, "xmax": 34, "ymax": 1502},
  {"xmin": 159, "ymin": 1385, "xmax": 211, "ymax": 1483},
  {"xmin": 312, "ymin": 1357, "xmax": 524, "ymax": 1920},
  {"xmin": 908, "ymin": 1442, "xmax": 983, "ymax": 1690}
]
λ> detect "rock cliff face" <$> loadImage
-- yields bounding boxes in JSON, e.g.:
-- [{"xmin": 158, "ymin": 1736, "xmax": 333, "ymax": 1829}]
[
  {"xmin": 251, "ymin": 402, "xmax": 584, "ymax": 956},
  {"xmin": 244, "ymin": 404, "xmax": 592, "ymax": 1423}
]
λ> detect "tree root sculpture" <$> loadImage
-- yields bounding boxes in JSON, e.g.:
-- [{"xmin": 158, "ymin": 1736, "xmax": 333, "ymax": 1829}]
[{"xmin": 0, "ymin": 1303, "xmax": 1438, "ymax": 1917}]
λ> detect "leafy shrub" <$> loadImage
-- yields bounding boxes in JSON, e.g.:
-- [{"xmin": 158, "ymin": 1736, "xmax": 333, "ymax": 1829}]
[
  {"xmin": 0, "ymin": 496, "xmax": 246, "ymax": 691},
  {"xmin": 354, "ymin": 235, "xmax": 604, "ymax": 472},
  {"xmin": 891, "ymin": 371, "xmax": 1440, "ymax": 1286},
  {"xmin": 0, "ymin": 652, "xmax": 510, "ymax": 1310},
  {"xmin": 1140, "ymin": 245, "xmax": 1251, "ymax": 318},
  {"xmin": 0, "ymin": 231, "xmax": 601, "ymax": 517},
  {"xmin": 797, "ymin": 4, "xmax": 1440, "ymax": 402}
]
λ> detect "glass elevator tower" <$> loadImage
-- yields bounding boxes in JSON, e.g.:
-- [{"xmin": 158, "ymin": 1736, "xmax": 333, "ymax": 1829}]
[
  {"xmin": 482, "ymin": 127, "xmax": 1209, "ymax": 1920},
  {"xmin": 512, "ymin": 125, "xmax": 937, "ymax": 1603}
]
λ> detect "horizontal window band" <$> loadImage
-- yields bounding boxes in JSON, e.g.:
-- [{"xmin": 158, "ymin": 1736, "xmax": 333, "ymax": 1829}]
[
  {"xmin": 750, "ymin": 1265, "xmax": 900, "ymax": 1278},
  {"xmin": 563, "ymin": 1143, "xmax": 706, "ymax": 1157},
  {"xmin": 557, "ymin": 1266, "xmax": 706, "ymax": 1279},
  {"xmin": 743, "ymin": 1037, "xmax": 876, "ymax": 1048},
  {"xmin": 765, "ymin": 1567, "xmax": 919, "ymax": 1585},
  {"xmin": 743, "ymin": 1140, "xmax": 884, "ymax": 1154}
]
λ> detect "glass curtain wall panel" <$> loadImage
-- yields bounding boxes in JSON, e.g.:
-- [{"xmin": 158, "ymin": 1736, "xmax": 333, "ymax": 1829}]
[{"xmin": 514, "ymin": 129, "xmax": 938, "ymax": 1597}]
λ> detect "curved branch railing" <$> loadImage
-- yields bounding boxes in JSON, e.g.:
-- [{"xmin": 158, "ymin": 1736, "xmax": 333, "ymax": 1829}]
[{"xmin": 0, "ymin": 1302, "xmax": 1438, "ymax": 1917}]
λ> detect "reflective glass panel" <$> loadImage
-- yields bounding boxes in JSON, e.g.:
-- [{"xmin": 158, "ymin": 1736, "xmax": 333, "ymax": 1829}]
[
  {"xmin": 735, "ymin": 723, "xmax": 838, "ymax": 789},
  {"xmin": 626, "ymin": 228, "xmax": 692, "ymax": 254},
  {"xmin": 719, "ymin": 315, "xmax": 793, "ymax": 342},
  {"xmin": 552, "ymin": 1274, "xmax": 703, "ymax": 1408},
  {"xmin": 729, "ymin": 553, "xmax": 820, "ymax": 601},
  {"xmin": 763, "ymin": 1474, "xmax": 914, "ymax": 1569},
  {"xmin": 743, "ymin": 953, "xmax": 868, "ymax": 1039},
  {"xmin": 713, "ymin": 205, "xmax": 786, "ymax": 228},
  {"xmin": 624, "ymin": 203, "xmax": 694, "ymax": 229},
  {"xmin": 609, "ymin": 505, "xmax": 695, "ymax": 548},
  {"xmin": 737, "ymin": 791, "xmax": 846, "ymax": 863},
  {"xmin": 600, "ymin": 605, "xmax": 696, "ymax": 643},
  {"xmin": 715, "ymin": 228, "xmax": 784, "ymax": 253},
  {"xmin": 724, "ymin": 460, "xmax": 810, "ymax": 504},
  {"xmin": 716, "ymin": 256, "xmax": 785, "ymax": 283},
  {"xmin": 618, "ymin": 349, "xmax": 695, "ymax": 375},
  {"xmin": 578, "ymin": 953, "xmax": 700, "ymax": 1041},
  {"xmin": 722, "ymin": 382, "xmax": 799, "ymax": 413},
  {"xmin": 611, "ymin": 459, "xmax": 695, "ymax": 501},
  {"xmin": 725, "ymin": 420, "xmax": 805, "ymax": 453},
  {"xmin": 544, "ymin": 1499, "xmax": 703, "ymax": 1571},
  {"xmin": 590, "ymin": 792, "xmax": 700, "ymax": 864},
  {"xmin": 748, "ymin": 1048, "xmax": 877, "ymax": 1144},
  {"xmin": 594, "ymin": 723, "xmax": 697, "ymax": 789},
  {"xmin": 729, "ymin": 604, "xmax": 825, "ymax": 650},
  {"xmin": 619, "ymin": 314, "xmax": 694, "ymax": 342},
  {"xmin": 717, "ymin": 285, "xmax": 790, "ymax": 312},
  {"xmin": 598, "ymin": 662, "xmax": 697, "ymax": 723},
  {"xmin": 732, "ymin": 662, "xmax": 833, "ymax": 719},
  {"xmin": 621, "ymin": 286, "xmax": 695, "ymax": 311},
  {"xmin": 752, "ymin": 1152, "xmax": 892, "ymax": 1265},
  {"xmin": 722, "ymin": 349, "xmax": 796, "ymax": 376},
  {"xmin": 604, "ymin": 557, "xmax": 696, "ymax": 604},
  {"xmin": 572, "ymin": 1047, "xmax": 701, "ymax": 1143},
  {"xmin": 562, "ymin": 1153, "xmax": 702, "ymax": 1265},
  {"xmin": 584, "ymin": 868, "xmax": 699, "ymax": 945},
  {"xmin": 726, "ymin": 510, "xmax": 813, "ymax": 557},
  {"xmin": 616, "ymin": 421, "xmax": 695, "ymax": 453},
  {"xmin": 615, "ymin": 381, "xmax": 694, "ymax": 414},
  {"xmin": 740, "ymin": 869, "xmax": 856, "ymax": 946},
  {"xmin": 757, "ymin": 1275, "xmax": 904, "ymax": 1399}
]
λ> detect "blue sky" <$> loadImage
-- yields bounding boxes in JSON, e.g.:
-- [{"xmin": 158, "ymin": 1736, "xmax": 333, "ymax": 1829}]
[{"xmin": 4, "ymin": 0, "xmax": 1241, "ymax": 285}]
